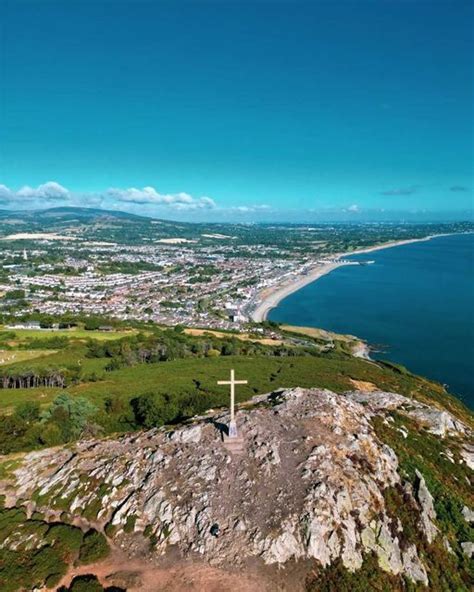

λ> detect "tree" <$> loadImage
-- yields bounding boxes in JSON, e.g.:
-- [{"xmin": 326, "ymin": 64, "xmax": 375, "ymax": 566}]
[
  {"xmin": 45, "ymin": 524, "xmax": 83, "ymax": 558},
  {"xmin": 78, "ymin": 530, "xmax": 110, "ymax": 564},
  {"xmin": 84, "ymin": 317, "xmax": 102, "ymax": 331},
  {"xmin": 34, "ymin": 422, "xmax": 63, "ymax": 447},
  {"xmin": 0, "ymin": 415, "xmax": 28, "ymax": 454},
  {"xmin": 59, "ymin": 574, "xmax": 104, "ymax": 592},
  {"xmin": 14, "ymin": 401, "xmax": 40, "ymax": 423},
  {"xmin": 131, "ymin": 392, "xmax": 179, "ymax": 428},
  {"xmin": 3, "ymin": 289, "xmax": 25, "ymax": 300},
  {"xmin": 42, "ymin": 394, "xmax": 98, "ymax": 440}
]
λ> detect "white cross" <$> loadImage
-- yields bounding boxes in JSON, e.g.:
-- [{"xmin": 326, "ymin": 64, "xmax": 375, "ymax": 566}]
[{"xmin": 217, "ymin": 369, "xmax": 248, "ymax": 437}]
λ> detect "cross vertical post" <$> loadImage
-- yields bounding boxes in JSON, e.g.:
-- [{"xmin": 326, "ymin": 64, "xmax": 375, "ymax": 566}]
[
  {"xmin": 217, "ymin": 368, "xmax": 248, "ymax": 438},
  {"xmin": 230, "ymin": 368, "xmax": 235, "ymax": 423}
]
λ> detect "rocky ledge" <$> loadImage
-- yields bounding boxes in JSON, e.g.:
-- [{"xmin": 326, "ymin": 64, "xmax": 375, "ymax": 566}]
[{"xmin": 1, "ymin": 387, "xmax": 472, "ymax": 589}]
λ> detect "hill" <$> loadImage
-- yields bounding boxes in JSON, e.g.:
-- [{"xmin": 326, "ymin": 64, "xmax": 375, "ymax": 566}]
[
  {"xmin": 1, "ymin": 206, "xmax": 472, "ymax": 246},
  {"xmin": 0, "ymin": 206, "xmax": 150, "ymax": 222},
  {"xmin": 0, "ymin": 386, "xmax": 472, "ymax": 591}
]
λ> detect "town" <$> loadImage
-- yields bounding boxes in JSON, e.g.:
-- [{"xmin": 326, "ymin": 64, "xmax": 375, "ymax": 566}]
[
  {"xmin": 0, "ymin": 209, "xmax": 472, "ymax": 330},
  {"xmin": 0, "ymin": 239, "xmax": 336, "ymax": 329}
]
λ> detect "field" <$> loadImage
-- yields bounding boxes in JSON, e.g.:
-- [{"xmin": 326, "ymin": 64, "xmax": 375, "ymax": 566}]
[
  {"xmin": 1, "ymin": 326, "xmax": 139, "ymax": 342},
  {"xmin": 184, "ymin": 327, "xmax": 284, "ymax": 346},
  {"xmin": 1, "ymin": 349, "xmax": 471, "ymax": 425},
  {"xmin": 0, "ymin": 321, "xmax": 472, "ymax": 439},
  {"xmin": 0, "ymin": 350, "xmax": 57, "ymax": 366}
]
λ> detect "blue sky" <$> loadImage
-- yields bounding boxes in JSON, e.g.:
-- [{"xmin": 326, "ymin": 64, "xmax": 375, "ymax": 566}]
[{"xmin": 1, "ymin": 0, "xmax": 472, "ymax": 221}]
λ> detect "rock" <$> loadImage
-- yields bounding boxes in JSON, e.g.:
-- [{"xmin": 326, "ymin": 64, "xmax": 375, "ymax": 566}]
[
  {"xmin": 415, "ymin": 470, "xmax": 438, "ymax": 544},
  {"xmin": 402, "ymin": 544, "xmax": 428, "ymax": 586},
  {"xmin": 305, "ymin": 517, "xmax": 336, "ymax": 567},
  {"xmin": 361, "ymin": 518, "xmax": 402, "ymax": 575},
  {"xmin": 397, "ymin": 427, "xmax": 408, "ymax": 439},
  {"xmin": 462, "ymin": 506, "xmax": 474, "ymax": 523},
  {"xmin": 262, "ymin": 526, "xmax": 302, "ymax": 564},
  {"xmin": 346, "ymin": 390, "xmax": 409, "ymax": 410},
  {"xmin": 345, "ymin": 391, "xmax": 469, "ymax": 438},
  {"xmin": 461, "ymin": 541, "xmax": 474, "ymax": 558},
  {"xmin": 409, "ymin": 408, "xmax": 466, "ymax": 438},
  {"xmin": 460, "ymin": 444, "xmax": 474, "ymax": 470},
  {"xmin": 169, "ymin": 424, "xmax": 202, "ymax": 444},
  {"xmin": 443, "ymin": 537, "xmax": 455, "ymax": 555},
  {"xmin": 0, "ymin": 386, "xmax": 468, "ymax": 588}
]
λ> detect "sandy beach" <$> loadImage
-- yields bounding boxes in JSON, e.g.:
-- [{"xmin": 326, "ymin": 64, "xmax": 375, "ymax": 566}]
[
  {"xmin": 250, "ymin": 262, "xmax": 347, "ymax": 322},
  {"xmin": 250, "ymin": 233, "xmax": 450, "ymax": 322}
]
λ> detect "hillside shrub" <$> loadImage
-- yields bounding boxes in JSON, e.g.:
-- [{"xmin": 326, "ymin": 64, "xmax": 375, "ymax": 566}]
[{"xmin": 78, "ymin": 530, "xmax": 110, "ymax": 564}]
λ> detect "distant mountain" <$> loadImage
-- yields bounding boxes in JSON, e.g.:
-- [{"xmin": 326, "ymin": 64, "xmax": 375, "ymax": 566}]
[
  {"xmin": 0, "ymin": 206, "xmax": 214, "ymax": 243},
  {"xmin": 0, "ymin": 206, "xmax": 153, "ymax": 223}
]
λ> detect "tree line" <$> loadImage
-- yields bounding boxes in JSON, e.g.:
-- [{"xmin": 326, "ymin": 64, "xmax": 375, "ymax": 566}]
[
  {"xmin": 87, "ymin": 328, "xmax": 318, "ymax": 371},
  {"xmin": 0, "ymin": 366, "xmax": 79, "ymax": 389}
]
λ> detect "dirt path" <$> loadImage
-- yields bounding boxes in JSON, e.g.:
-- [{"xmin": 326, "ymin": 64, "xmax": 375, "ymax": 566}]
[{"xmin": 53, "ymin": 549, "xmax": 277, "ymax": 592}]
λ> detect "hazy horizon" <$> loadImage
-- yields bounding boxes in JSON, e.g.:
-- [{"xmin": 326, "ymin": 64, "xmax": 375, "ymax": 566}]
[{"xmin": 1, "ymin": 202, "xmax": 473, "ymax": 225}]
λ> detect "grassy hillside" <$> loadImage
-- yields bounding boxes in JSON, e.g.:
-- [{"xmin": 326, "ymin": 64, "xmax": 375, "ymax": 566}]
[
  {"xmin": 0, "ymin": 322, "xmax": 472, "ymax": 453},
  {"xmin": 0, "ymin": 321, "xmax": 472, "ymax": 591},
  {"xmin": 5, "ymin": 354, "xmax": 467, "ymax": 415}
]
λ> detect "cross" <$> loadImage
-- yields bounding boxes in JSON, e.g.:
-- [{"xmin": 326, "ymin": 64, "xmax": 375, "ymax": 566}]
[{"xmin": 217, "ymin": 369, "xmax": 248, "ymax": 438}]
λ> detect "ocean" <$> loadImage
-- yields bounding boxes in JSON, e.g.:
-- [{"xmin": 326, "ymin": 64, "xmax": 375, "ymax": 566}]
[{"xmin": 269, "ymin": 233, "xmax": 474, "ymax": 408}]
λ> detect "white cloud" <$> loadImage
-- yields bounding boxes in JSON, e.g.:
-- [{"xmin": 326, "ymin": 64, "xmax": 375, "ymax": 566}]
[
  {"xmin": 0, "ymin": 184, "xmax": 14, "ymax": 202},
  {"xmin": 231, "ymin": 204, "xmax": 271, "ymax": 213},
  {"xmin": 106, "ymin": 186, "xmax": 216, "ymax": 210},
  {"xmin": 347, "ymin": 204, "xmax": 359, "ymax": 212},
  {"xmin": 16, "ymin": 181, "xmax": 70, "ymax": 200},
  {"xmin": 0, "ymin": 181, "xmax": 273, "ymax": 217}
]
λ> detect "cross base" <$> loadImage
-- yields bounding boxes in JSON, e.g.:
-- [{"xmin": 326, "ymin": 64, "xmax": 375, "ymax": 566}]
[
  {"xmin": 228, "ymin": 419, "xmax": 238, "ymax": 438},
  {"xmin": 223, "ymin": 432, "xmax": 245, "ymax": 455}
]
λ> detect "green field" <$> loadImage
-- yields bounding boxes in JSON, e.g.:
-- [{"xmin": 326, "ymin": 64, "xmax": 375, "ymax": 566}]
[
  {"xmin": 1, "ymin": 352, "xmax": 470, "ymax": 422},
  {"xmin": 0, "ymin": 350, "xmax": 57, "ymax": 366},
  {"xmin": 0, "ymin": 323, "xmax": 471, "ymax": 452},
  {"xmin": 0, "ymin": 326, "xmax": 139, "ymax": 341}
]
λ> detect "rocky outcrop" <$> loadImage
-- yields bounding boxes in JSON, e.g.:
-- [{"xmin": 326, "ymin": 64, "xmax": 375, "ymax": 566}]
[
  {"xmin": 414, "ymin": 470, "xmax": 438, "ymax": 544},
  {"xmin": 1, "ymin": 387, "xmax": 469, "ymax": 588},
  {"xmin": 346, "ymin": 390, "xmax": 469, "ymax": 437},
  {"xmin": 461, "ymin": 443, "xmax": 474, "ymax": 469}
]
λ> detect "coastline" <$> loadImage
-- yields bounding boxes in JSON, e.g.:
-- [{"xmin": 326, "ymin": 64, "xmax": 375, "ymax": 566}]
[{"xmin": 250, "ymin": 233, "xmax": 452, "ymax": 322}]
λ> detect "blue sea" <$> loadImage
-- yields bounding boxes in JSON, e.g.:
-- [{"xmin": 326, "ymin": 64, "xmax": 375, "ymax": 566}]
[{"xmin": 269, "ymin": 233, "xmax": 474, "ymax": 408}]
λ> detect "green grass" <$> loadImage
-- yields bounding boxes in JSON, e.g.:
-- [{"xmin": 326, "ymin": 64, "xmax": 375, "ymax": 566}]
[
  {"xmin": 0, "ymin": 507, "xmax": 109, "ymax": 592},
  {"xmin": 0, "ymin": 345, "xmax": 109, "ymax": 412},
  {"xmin": 0, "ymin": 326, "xmax": 139, "ymax": 341},
  {"xmin": 2, "ymin": 352, "xmax": 470, "ymax": 423},
  {"xmin": 73, "ymin": 356, "xmax": 473, "ymax": 423},
  {"xmin": 0, "ymin": 350, "xmax": 57, "ymax": 366},
  {"xmin": 0, "ymin": 457, "xmax": 23, "ymax": 480},
  {"xmin": 0, "ymin": 324, "xmax": 471, "ymax": 457},
  {"xmin": 0, "ymin": 387, "xmax": 63, "ymax": 412}
]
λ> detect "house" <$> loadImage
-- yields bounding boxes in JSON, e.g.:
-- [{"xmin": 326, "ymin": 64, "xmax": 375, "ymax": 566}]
[
  {"xmin": 7, "ymin": 320, "xmax": 41, "ymax": 330},
  {"xmin": 226, "ymin": 309, "xmax": 246, "ymax": 323}
]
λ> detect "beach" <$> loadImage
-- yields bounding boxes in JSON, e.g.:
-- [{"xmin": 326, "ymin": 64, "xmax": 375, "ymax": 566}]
[
  {"xmin": 250, "ymin": 261, "xmax": 347, "ymax": 322},
  {"xmin": 250, "ymin": 233, "xmax": 452, "ymax": 322}
]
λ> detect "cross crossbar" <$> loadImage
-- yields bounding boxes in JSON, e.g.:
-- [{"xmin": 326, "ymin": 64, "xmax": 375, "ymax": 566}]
[{"xmin": 217, "ymin": 369, "xmax": 247, "ymax": 426}]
